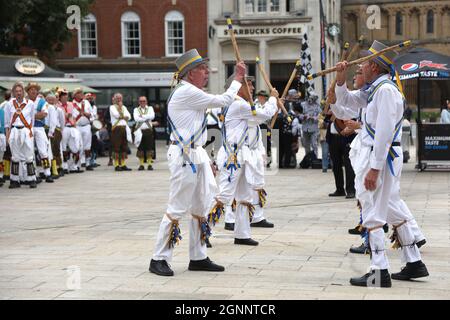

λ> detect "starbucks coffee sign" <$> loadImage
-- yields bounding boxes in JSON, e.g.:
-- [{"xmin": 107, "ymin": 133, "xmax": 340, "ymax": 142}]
[
  {"xmin": 217, "ymin": 22, "xmax": 306, "ymax": 39},
  {"xmin": 15, "ymin": 57, "xmax": 45, "ymax": 75}
]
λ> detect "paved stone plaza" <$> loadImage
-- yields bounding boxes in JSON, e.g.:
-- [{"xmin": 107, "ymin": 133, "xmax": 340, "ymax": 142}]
[{"xmin": 0, "ymin": 143, "xmax": 449, "ymax": 300}]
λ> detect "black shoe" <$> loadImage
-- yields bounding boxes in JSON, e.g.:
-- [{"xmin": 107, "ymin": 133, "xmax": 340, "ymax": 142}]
[
  {"xmin": 81, "ymin": 163, "xmax": 86, "ymax": 168},
  {"xmin": 350, "ymin": 269, "xmax": 391, "ymax": 287},
  {"xmin": 9, "ymin": 181, "xmax": 21, "ymax": 189},
  {"xmin": 36, "ymin": 177, "xmax": 42, "ymax": 184},
  {"xmin": 115, "ymin": 166, "xmax": 122, "ymax": 172},
  {"xmin": 349, "ymin": 243, "xmax": 370, "ymax": 254},
  {"xmin": 4, "ymin": 175, "xmax": 10, "ymax": 181},
  {"xmin": 138, "ymin": 165, "xmax": 145, "ymax": 171},
  {"xmin": 70, "ymin": 169, "xmax": 83, "ymax": 174},
  {"xmin": 94, "ymin": 163, "xmax": 100, "ymax": 167},
  {"xmin": 391, "ymin": 261, "xmax": 429, "ymax": 281},
  {"xmin": 121, "ymin": 166, "xmax": 132, "ymax": 171},
  {"xmin": 29, "ymin": 180, "xmax": 37, "ymax": 189},
  {"xmin": 188, "ymin": 257, "xmax": 224, "ymax": 272},
  {"xmin": 346, "ymin": 192, "xmax": 356, "ymax": 199},
  {"xmin": 329, "ymin": 190, "xmax": 346, "ymax": 197},
  {"xmin": 63, "ymin": 169, "xmax": 69, "ymax": 174},
  {"xmin": 224, "ymin": 223, "xmax": 235, "ymax": 231},
  {"xmin": 86, "ymin": 166, "xmax": 94, "ymax": 171},
  {"xmin": 147, "ymin": 165, "xmax": 154, "ymax": 171},
  {"xmin": 348, "ymin": 225, "xmax": 362, "ymax": 235},
  {"xmin": 205, "ymin": 238, "xmax": 212, "ymax": 248},
  {"xmin": 39, "ymin": 172, "xmax": 46, "ymax": 180},
  {"xmin": 251, "ymin": 219, "xmax": 274, "ymax": 228},
  {"xmin": 234, "ymin": 238, "xmax": 259, "ymax": 246},
  {"xmin": 416, "ymin": 239, "xmax": 426, "ymax": 249},
  {"xmin": 51, "ymin": 175, "xmax": 59, "ymax": 180},
  {"xmin": 149, "ymin": 259, "xmax": 174, "ymax": 276},
  {"xmin": 322, "ymin": 169, "xmax": 327, "ymax": 173},
  {"xmin": 45, "ymin": 176, "xmax": 54, "ymax": 183},
  {"xmin": 383, "ymin": 223, "xmax": 389, "ymax": 233}
]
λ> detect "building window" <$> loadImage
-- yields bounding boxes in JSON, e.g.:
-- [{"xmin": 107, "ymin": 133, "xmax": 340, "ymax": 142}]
[
  {"xmin": 225, "ymin": 63, "xmax": 256, "ymax": 87},
  {"xmin": 245, "ymin": 0, "xmax": 254, "ymax": 13},
  {"xmin": 165, "ymin": 11, "xmax": 184, "ymax": 57},
  {"xmin": 427, "ymin": 10, "xmax": 434, "ymax": 33},
  {"xmin": 257, "ymin": 0, "xmax": 267, "ymax": 12},
  {"xmin": 121, "ymin": 11, "xmax": 141, "ymax": 57},
  {"xmin": 78, "ymin": 14, "xmax": 97, "ymax": 57},
  {"xmin": 270, "ymin": 0, "xmax": 280, "ymax": 12},
  {"xmin": 395, "ymin": 12, "xmax": 403, "ymax": 35}
]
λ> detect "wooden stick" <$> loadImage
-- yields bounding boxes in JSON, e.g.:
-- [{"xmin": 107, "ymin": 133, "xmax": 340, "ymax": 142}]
[
  {"xmin": 268, "ymin": 60, "xmax": 300, "ymax": 129},
  {"xmin": 308, "ymin": 40, "xmax": 412, "ymax": 80},
  {"xmin": 227, "ymin": 18, "xmax": 257, "ymax": 116},
  {"xmin": 255, "ymin": 57, "xmax": 290, "ymax": 118}
]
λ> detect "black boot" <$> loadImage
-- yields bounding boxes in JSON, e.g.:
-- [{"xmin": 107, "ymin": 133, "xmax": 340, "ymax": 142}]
[
  {"xmin": 29, "ymin": 180, "xmax": 37, "ymax": 189},
  {"xmin": 149, "ymin": 259, "xmax": 174, "ymax": 276},
  {"xmin": 224, "ymin": 223, "xmax": 235, "ymax": 231},
  {"xmin": 45, "ymin": 176, "xmax": 54, "ymax": 183},
  {"xmin": 391, "ymin": 261, "xmax": 429, "ymax": 281},
  {"xmin": 9, "ymin": 180, "xmax": 21, "ymax": 189},
  {"xmin": 350, "ymin": 269, "xmax": 392, "ymax": 287},
  {"xmin": 138, "ymin": 165, "xmax": 145, "ymax": 171},
  {"xmin": 348, "ymin": 225, "xmax": 362, "ymax": 235},
  {"xmin": 349, "ymin": 243, "xmax": 370, "ymax": 254},
  {"xmin": 147, "ymin": 165, "xmax": 154, "ymax": 171},
  {"xmin": 121, "ymin": 166, "xmax": 132, "ymax": 171},
  {"xmin": 205, "ymin": 238, "xmax": 212, "ymax": 248},
  {"xmin": 251, "ymin": 219, "xmax": 274, "ymax": 228},
  {"xmin": 329, "ymin": 190, "xmax": 346, "ymax": 197},
  {"xmin": 188, "ymin": 257, "xmax": 224, "ymax": 272},
  {"xmin": 234, "ymin": 238, "xmax": 259, "ymax": 246},
  {"xmin": 86, "ymin": 165, "xmax": 94, "ymax": 171}
]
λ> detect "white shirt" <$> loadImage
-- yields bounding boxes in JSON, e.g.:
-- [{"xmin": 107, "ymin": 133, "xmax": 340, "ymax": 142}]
[
  {"xmin": 335, "ymin": 74, "xmax": 404, "ymax": 170},
  {"xmin": 30, "ymin": 97, "xmax": 48, "ymax": 127},
  {"xmin": 72, "ymin": 99, "xmax": 93, "ymax": 126},
  {"xmin": 440, "ymin": 109, "xmax": 450, "ymax": 124},
  {"xmin": 110, "ymin": 104, "xmax": 131, "ymax": 127},
  {"xmin": 168, "ymin": 79, "xmax": 242, "ymax": 146},
  {"xmin": 224, "ymin": 96, "xmax": 277, "ymax": 149},
  {"xmin": 4, "ymin": 98, "xmax": 36, "ymax": 129},
  {"xmin": 133, "ymin": 105, "xmax": 155, "ymax": 130},
  {"xmin": 47, "ymin": 104, "xmax": 59, "ymax": 136}
]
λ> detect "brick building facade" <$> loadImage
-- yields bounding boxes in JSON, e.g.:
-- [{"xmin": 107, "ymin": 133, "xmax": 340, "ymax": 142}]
[{"xmin": 54, "ymin": 0, "xmax": 207, "ymax": 132}]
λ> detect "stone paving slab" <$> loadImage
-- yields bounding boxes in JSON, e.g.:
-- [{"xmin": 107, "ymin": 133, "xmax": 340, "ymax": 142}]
[{"xmin": 0, "ymin": 143, "xmax": 449, "ymax": 300}]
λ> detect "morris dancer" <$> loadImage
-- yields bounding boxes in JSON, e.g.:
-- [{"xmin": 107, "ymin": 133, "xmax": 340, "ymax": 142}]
[
  {"xmin": 335, "ymin": 40, "xmax": 429, "ymax": 287},
  {"xmin": 150, "ymin": 49, "xmax": 246, "ymax": 276}
]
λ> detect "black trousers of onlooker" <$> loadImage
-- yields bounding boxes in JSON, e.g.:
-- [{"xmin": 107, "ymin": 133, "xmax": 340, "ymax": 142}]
[
  {"xmin": 279, "ymin": 133, "xmax": 294, "ymax": 168},
  {"xmin": 329, "ymin": 133, "xmax": 356, "ymax": 194}
]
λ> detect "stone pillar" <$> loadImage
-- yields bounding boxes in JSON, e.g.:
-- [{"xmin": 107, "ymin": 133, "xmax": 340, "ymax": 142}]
[
  {"xmin": 258, "ymin": 39, "xmax": 267, "ymax": 92},
  {"xmin": 419, "ymin": 7, "xmax": 428, "ymax": 40},
  {"xmin": 386, "ymin": 8, "xmax": 396, "ymax": 41},
  {"xmin": 435, "ymin": 6, "xmax": 444, "ymax": 38},
  {"xmin": 402, "ymin": 8, "xmax": 410, "ymax": 40}
]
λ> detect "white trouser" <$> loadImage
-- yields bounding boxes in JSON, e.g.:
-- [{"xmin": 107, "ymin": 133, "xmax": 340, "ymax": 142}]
[
  {"xmin": 62, "ymin": 127, "xmax": 82, "ymax": 170},
  {"xmin": 356, "ymin": 146, "xmax": 421, "ymax": 270},
  {"xmin": 33, "ymin": 127, "xmax": 51, "ymax": 177},
  {"xmin": 153, "ymin": 145, "xmax": 217, "ymax": 262},
  {"xmin": 350, "ymin": 134, "xmax": 425, "ymax": 243},
  {"xmin": 214, "ymin": 146, "xmax": 262, "ymax": 239},
  {"xmin": 77, "ymin": 124, "xmax": 91, "ymax": 150},
  {"xmin": 225, "ymin": 204, "xmax": 235, "ymax": 224},
  {"xmin": 8, "ymin": 127, "xmax": 35, "ymax": 182}
]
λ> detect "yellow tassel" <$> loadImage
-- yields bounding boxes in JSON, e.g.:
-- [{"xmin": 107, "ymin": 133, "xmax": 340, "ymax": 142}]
[
  {"xmin": 51, "ymin": 159, "xmax": 58, "ymax": 176},
  {"xmin": 4, "ymin": 160, "xmax": 10, "ymax": 176}
]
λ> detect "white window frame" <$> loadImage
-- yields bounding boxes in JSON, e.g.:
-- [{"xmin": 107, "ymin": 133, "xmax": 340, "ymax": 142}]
[
  {"xmin": 244, "ymin": 0, "xmax": 280, "ymax": 15},
  {"xmin": 121, "ymin": 11, "xmax": 141, "ymax": 58},
  {"xmin": 165, "ymin": 10, "xmax": 185, "ymax": 57},
  {"xmin": 78, "ymin": 13, "xmax": 98, "ymax": 58}
]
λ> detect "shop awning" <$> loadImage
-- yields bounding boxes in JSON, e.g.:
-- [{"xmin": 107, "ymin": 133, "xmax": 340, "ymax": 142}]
[
  {"xmin": 395, "ymin": 47, "xmax": 450, "ymax": 80},
  {"xmin": 0, "ymin": 80, "xmax": 99, "ymax": 93}
]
